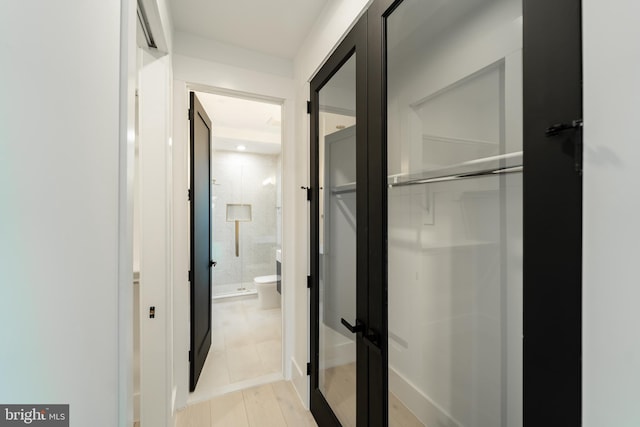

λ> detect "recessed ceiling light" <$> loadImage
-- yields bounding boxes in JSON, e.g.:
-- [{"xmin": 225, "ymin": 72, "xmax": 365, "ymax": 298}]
[{"xmin": 237, "ymin": 145, "xmax": 246, "ymax": 151}]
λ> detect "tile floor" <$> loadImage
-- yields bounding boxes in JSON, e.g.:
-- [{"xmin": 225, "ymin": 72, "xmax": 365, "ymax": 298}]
[
  {"xmin": 176, "ymin": 381, "xmax": 317, "ymax": 427},
  {"xmin": 189, "ymin": 295, "xmax": 282, "ymax": 404}
]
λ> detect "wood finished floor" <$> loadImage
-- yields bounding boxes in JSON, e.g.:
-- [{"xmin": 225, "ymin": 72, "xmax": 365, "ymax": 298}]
[
  {"xmin": 322, "ymin": 363, "xmax": 425, "ymax": 427},
  {"xmin": 175, "ymin": 380, "xmax": 317, "ymax": 427},
  {"xmin": 137, "ymin": 296, "xmax": 421, "ymax": 426}
]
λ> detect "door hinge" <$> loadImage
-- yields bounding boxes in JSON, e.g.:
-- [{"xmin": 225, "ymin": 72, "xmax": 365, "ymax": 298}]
[
  {"xmin": 188, "ymin": 189, "xmax": 192, "ymax": 201},
  {"xmin": 545, "ymin": 118, "xmax": 583, "ymax": 174},
  {"xmin": 188, "ymin": 270, "xmax": 193, "ymax": 282},
  {"xmin": 188, "ymin": 350, "xmax": 191, "ymax": 362},
  {"xmin": 307, "ymin": 275, "xmax": 312, "ymax": 289},
  {"xmin": 307, "ymin": 362, "xmax": 312, "ymax": 376},
  {"xmin": 188, "ymin": 108, "xmax": 192, "ymax": 120},
  {"xmin": 307, "ymin": 101, "xmax": 312, "ymax": 114}
]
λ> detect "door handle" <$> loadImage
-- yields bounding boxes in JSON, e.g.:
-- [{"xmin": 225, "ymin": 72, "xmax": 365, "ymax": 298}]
[
  {"xmin": 545, "ymin": 118, "xmax": 583, "ymax": 174},
  {"xmin": 210, "ymin": 260, "xmax": 217, "ymax": 267},
  {"xmin": 341, "ymin": 319, "xmax": 382, "ymax": 354},
  {"xmin": 340, "ymin": 318, "xmax": 364, "ymax": 334},
  {"xmin": 363, "ymin": 329, "xmax": 382, "ymax": 354}
]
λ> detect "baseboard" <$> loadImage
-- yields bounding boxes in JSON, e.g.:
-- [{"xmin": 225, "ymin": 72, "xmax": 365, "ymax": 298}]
[
  {"xmin": 389, "ymin": 367, "xmax": 462, "ymax": 427},
  {"xmin": 171, "ymin": 386, "xmax": 177, "ymax": 414},
  {"xmin": 133, "ymin": 391, "xmax": 140, "ymax": 423},
  {"xmin": 291, "ymin": 357, "xmax": 309, "ymax": 409}
]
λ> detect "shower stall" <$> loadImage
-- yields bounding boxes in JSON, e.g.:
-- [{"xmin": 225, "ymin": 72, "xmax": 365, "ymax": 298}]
[{"xmin": 211, "ymin": 150, "xmax": 280, "ymax": 298}]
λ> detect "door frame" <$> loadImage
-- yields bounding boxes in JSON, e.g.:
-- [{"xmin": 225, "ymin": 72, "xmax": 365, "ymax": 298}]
[
  {"xmin": 309, "ymin": 14, "xmax": 374, "ymax": 427},
  {"xmin": 181, "ymin": 82, "xmax": 290, "ymax": 397}
]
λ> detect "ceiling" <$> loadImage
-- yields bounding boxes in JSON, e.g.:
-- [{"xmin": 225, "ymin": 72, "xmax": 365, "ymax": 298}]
[
  {"xmin": 196, "ymin": 91, "xmax": 282, "ymax": 155},
  {"xmin": 168, "ymin": 0, "xmax": 328, "ymax": 59}
]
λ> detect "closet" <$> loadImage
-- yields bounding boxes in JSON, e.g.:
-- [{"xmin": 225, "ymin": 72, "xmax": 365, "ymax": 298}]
[{"xmin": 309, "ymin": 0, "xmax": 582, "ymax": 425}]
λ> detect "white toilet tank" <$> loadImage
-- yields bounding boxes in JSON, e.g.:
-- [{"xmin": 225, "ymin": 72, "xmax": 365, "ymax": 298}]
[{"xmin": 254, "ymin": 275, "xmax": 280, "ymax": 309}]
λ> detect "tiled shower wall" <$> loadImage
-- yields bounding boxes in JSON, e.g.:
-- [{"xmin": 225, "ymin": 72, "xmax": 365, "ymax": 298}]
[{"xmin": 212, "ymin": 150, "xmax": 280, "ymax": 293}]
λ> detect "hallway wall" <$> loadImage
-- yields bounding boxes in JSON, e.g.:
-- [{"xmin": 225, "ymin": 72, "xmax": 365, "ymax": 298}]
[
  {"xmin": 0, "ymin": 1, "xmax": 134, "ymax": 425},
  {"xmin": 583, "ymin": 0, "xmax": 640, "ymax": 425}
]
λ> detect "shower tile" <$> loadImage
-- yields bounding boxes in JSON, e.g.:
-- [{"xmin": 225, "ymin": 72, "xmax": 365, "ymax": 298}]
[
  {"xmin": 256, "ymin": 339, "xmax": 282, "ymax": 373},
  {"xmin": 247, "ymin": 307, "xmax": 281, "ymax": 323},
  {"xmin": 251, "ymin": 321, "xmax": 281, "ymax": 344},
  {"xmin": 223, "ymin": 323, "xmax": 254, "ymax": 349},
  {"xmin": 190, "ymin": 351, "xmax": 230, "ymax": 401},
  {"xmin": 211, "ymin": 328, "xmax": 226, "ymax": 353},
  {"xmin": 226, "ymin": 344, "xmax": 265, "ymax": 382},
  {"xmin": 241, "ymin": 297, "xmax": 260, "ymax": 311},
  {"xmin": 192, "ymin": 296, "xmax": 282, "ymax": 401},
  {"xmin": 207, "ymin": 352, "xmax": 231, "ymax": 388}
]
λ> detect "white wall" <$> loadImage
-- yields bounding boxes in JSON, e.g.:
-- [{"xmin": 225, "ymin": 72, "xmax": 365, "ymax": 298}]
[
  {"xmin": 134, "ymin": 1, "xmax": 178, "ymax": 425},
  {"xmin": 172, "ymin": 79, "xmax": 191, "ymax": 415},
  {"xmin": 171, "ymin": 44, "xmax": 296, "ymax": 410},
  {"xmin": 582, "ymin": 1, "xmax": 640, "ymax": 426},
  {"xmin": 0, "ymin": 1, "xmax": 134, "ymax": 426},
  {"xmin": 138, "ymin": 49, "xmax": 174, "ymax": 427}
]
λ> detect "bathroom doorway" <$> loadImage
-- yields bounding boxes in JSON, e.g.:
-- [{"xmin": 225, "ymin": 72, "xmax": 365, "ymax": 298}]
[{"xmin": 189, "ymin": 90, "xmax": 284, "ymax": 402}]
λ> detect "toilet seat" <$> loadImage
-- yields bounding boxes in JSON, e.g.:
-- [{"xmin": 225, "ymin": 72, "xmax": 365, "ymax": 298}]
[{"xmin": 254, "ymin": 275, "xmax": 279, "ymax": 284}]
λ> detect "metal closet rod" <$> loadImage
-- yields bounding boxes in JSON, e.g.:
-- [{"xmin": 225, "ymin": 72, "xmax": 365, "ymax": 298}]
[
  {"xmin": 388, "ymin": 165, "xmax": 523, "ymax": 188},
  {"xmin": 330, "ymin": 164, "xmax": 523, "ymax": 194}
]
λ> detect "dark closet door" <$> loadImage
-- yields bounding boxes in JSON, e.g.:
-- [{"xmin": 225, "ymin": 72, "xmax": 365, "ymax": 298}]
[
  {"xmin": 522, "ymin": 1, "xmax": 583, "ymax": 424},
  {"xmin": 189, "ymin": 91, "xmax": 213, "ymax": 391},
  {"xmin": 311, "ymin": 0, "xmax": 582, "ymax": 425},
  {"xmin": 367, "ymin": 0, "xmax": 582, "ymax": 426},
  {"xmin": 309, "ymin": 14, "xmax": 376, "ymax": 427}
]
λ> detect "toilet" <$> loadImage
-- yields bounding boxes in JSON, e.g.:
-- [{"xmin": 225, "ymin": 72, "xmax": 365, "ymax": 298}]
[{"xmin": 254, "ymin": 275, "xmax": 280, "ymax": 309}]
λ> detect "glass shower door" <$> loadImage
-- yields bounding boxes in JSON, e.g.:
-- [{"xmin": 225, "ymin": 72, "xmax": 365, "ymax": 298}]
[{"xmin": 386, "ymin": 0, "xmax": 523, "ymax": 426}]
